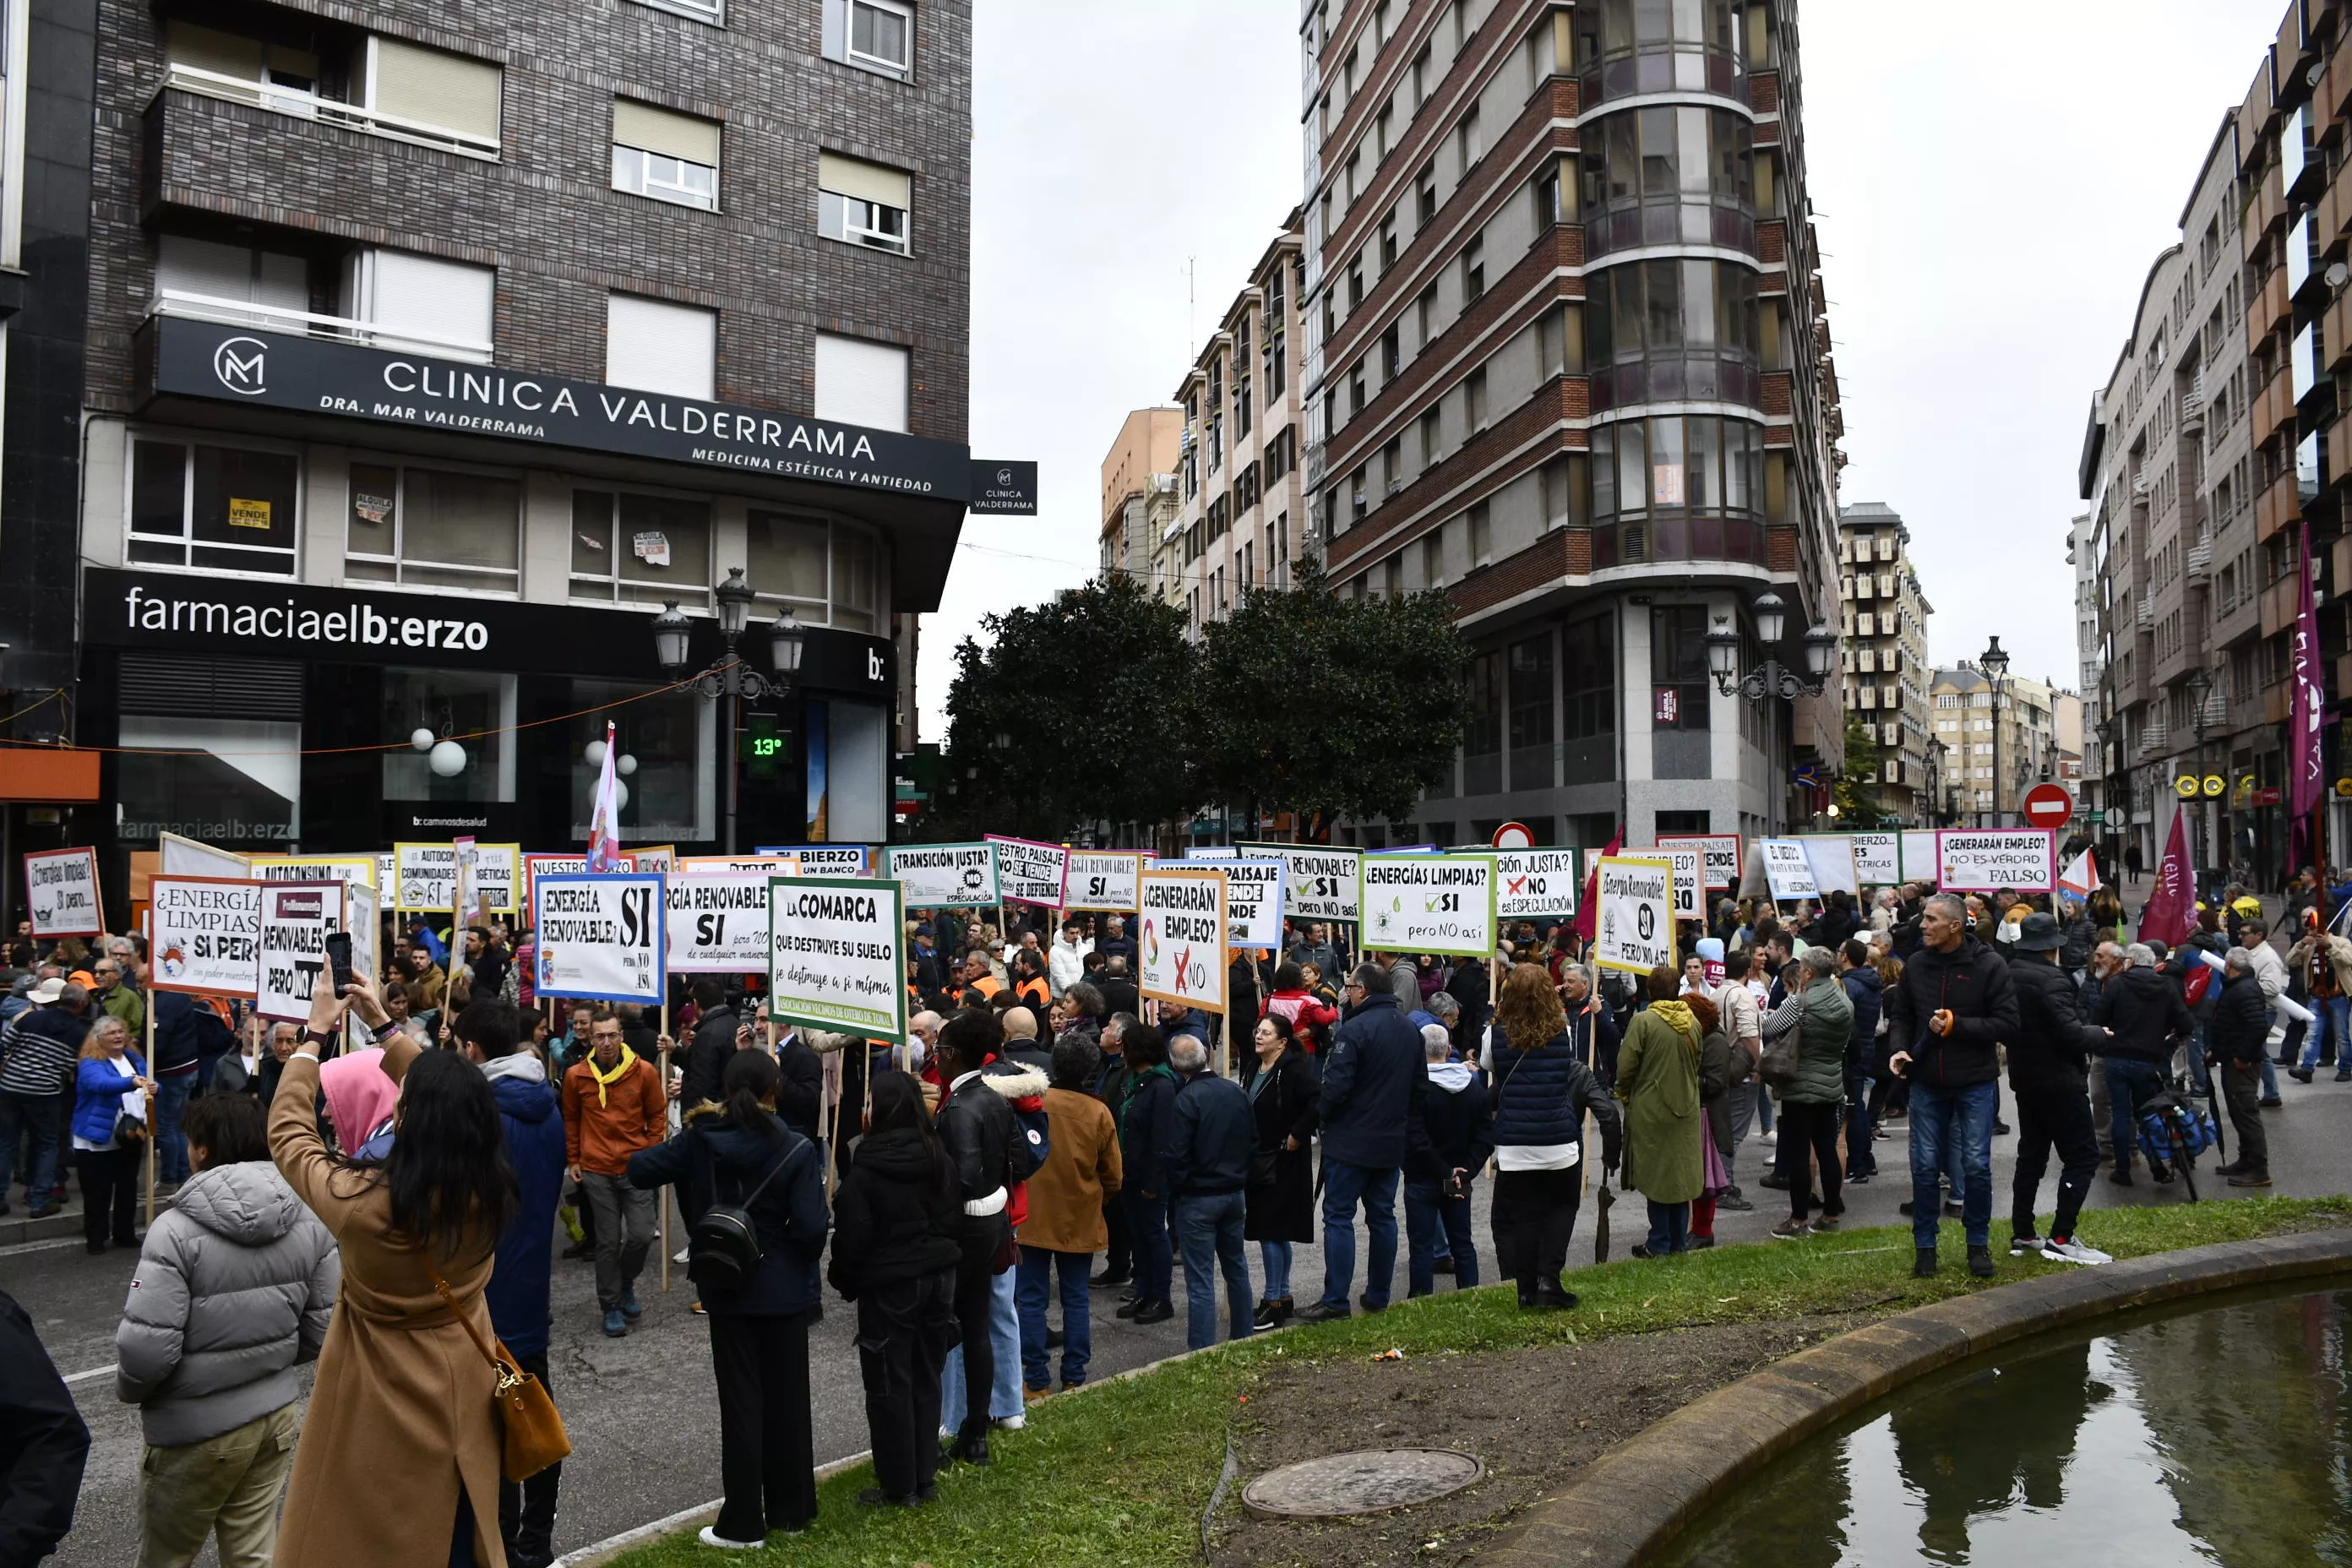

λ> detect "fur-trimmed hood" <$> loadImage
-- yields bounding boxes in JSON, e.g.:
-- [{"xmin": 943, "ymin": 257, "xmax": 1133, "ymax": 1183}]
[{"xmin": 978, "ymin": 1061, "xmax": 1049, "ymax": 1101}]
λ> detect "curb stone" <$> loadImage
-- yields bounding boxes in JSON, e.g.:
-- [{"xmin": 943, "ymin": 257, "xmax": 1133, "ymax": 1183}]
[{"xmin": 1475, "ymin": 1228, "xmax": 2352, "ymax": 1568}]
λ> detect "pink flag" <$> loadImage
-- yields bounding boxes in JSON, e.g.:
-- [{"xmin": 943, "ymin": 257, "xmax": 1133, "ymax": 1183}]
[
  {"xmin": 1572, "ymin": 828, "xmax": 1623, "ymax": 944},
  {"xmin": 2137, "ymin": 809, "xmax": 2197, "ymax": 949},
  {"xmin": 587, "ymin": 721, "xmax": 624, "ymax": 873},
  {"xmin": 2290, "ymin": 520, "xmax": 2324, "ymax": 865}
]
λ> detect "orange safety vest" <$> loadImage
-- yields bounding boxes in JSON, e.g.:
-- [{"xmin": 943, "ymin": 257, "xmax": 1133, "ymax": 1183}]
[
  {"xmin": 1016, "ymin": 977, "xmax": 1050, "ymax": 1011},
  {"xmin": 969, "ymin": 974, "xmax": 1004, "ymax": 1000}
]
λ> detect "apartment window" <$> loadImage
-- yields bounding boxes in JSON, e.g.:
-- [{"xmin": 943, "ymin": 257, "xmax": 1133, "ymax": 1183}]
[
  {"xmin": 1510, "ymin": 634, "xmax": 1556, "ymax": 787},
  {"xmin": 1382, "ymin": 437, "xmax": 1403, "ymax": 495},
  {"xmin": 612, "ymin": 101, "xmax": 720, "ymax": 210},
  {"xmin": 607, "ymin": 295, "xmax": 716, "ymax": 400},
  {"xmin": 166, "ymin": 22, "xmax": 318, "ymax": 95},
  {"xmin": 1381, "ymin": 324, "xmax": 1401, "ymax": 380},
  {"xmin": 1423, "ymin": 533, "xmax": 1445, "ymax": 588},
  {"xmin": 822, "ymin": 0, "xmax": 915, "ymax": 77},
  {"xmin": 815, "ymin": 334, "xmax": 912, "ymax": 432},
  {"xmin": 1416, "ymin": 285, "xmax": 1438, "ymax": 353},
  {"xmin": 363, "ymin": 37, "xmax": 502, "ymax": 149},
  {"xmin": 154, "ymin": 234, "xmax": 307, "ymax": 329},
  {"xmin": 1349, "ymin": 365, "xmax": 1367, "ymax": 416},
  {"xmin": 1380, "ymin": 217, "xmax": 1399, "ymax": 271},
  {"xmin": 571, "ymin": 490, "xmax": 714, "ymax": 606},
  {"xmin": 1418, "ymin": 161, "xmax": 1438, "ymax": 229},
  {"xmin": 340, "ymin": 248, "xmax": 495, "ymax": 361},
  {"xmin": 1457, "ymin": 104, "xmax": 1482, "ymax": 171},
  {"xmin": 1465, "ymin": 649, "xmax": 1503, "ymax": 792},
  {"xmin": 1561, "ymin": 612, "xmax": 1615, "ymax": 783},
  {"xmin": 1533, "ymin": 166, "xmax": 1562, "ymax": 227},
  {"xmin": 1348, "ymin": 261, "xmax": 1365, "ymax": 311},
  {"xmin": 1463, "ymin": 236, "xmax": 1485, "ymax": 302},
  {"xmin": 1464, "ymin": 367, "xmax": 1487, "ymax": 431},
  {"xmin": 128, "ymin": 438, "xmax": 298, "ymax": 576},
  {"xmin": 746, "ymin": 513, "xmax": 879, "ymax": 631},
  {"xmin": 1419, "ymin": 407, "xmax": 1442, "ymax": 466},
  {"xmin": 1468, "ymin": 500, "xmax": 1492, "ymax": 564},
  {"xmin": 1351, "ymin": 466, "xmax": 1369, "ymax": 525},
  {"xmin": 818, "ymin": 152, "xmax": 912, "ymax": 254},
  {"xmin": 1384, "ymin": 555, "xmax": 1404, "ymax": 597},
  {"xmin": 635, "ymin": 0, "xmax": 724, "ymax": 21},
  {"xmin": 1412, "ymin": 43, "xmax": 1432, "ymax": 106},
  {"xmin": 346, "ymin": 462, "xmax": 522, "ymax": 594}
]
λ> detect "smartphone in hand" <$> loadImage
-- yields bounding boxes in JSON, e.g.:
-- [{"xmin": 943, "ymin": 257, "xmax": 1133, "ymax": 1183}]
[{"xmin": 324, "ymin": 932, "xmax": 357, "ymax": 998}]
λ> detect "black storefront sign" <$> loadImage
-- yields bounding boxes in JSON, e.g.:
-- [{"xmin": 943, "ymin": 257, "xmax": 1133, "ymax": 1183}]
[
  {"xmin": 85, "ymin": 565, "xmax": 896, "ymax": 691},
  {"xmin": 150, "ymin": 317, "xmax": 972, "ymax": 504},
  {"xmin": 967, "ymin": 460, "xmax": 1039, "ymax": 515}
]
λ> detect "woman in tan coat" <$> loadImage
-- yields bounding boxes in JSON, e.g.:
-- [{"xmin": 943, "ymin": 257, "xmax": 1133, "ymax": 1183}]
[{"xmin": 270, "ymin": 980, "xmax": 518, "ymax": 1567}]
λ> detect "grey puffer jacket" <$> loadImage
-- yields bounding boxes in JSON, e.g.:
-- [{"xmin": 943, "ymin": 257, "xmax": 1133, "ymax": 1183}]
[{"xmin": 115, "ymin": 1160, "xmax": 339, "ymax": 1446}]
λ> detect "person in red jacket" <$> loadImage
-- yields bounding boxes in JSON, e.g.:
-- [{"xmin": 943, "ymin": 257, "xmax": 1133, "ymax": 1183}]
[{"xmin": 1259, "ymin": 962, "xmax": 1338, "ymax": 1052}]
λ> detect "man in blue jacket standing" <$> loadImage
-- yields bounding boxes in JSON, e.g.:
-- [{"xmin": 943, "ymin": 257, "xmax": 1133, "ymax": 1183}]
[
  {"xmin": 452, "ymin": 999, "xmax": 567, "ymax": 1568},
  {"xmin": 1298, "ymin": 963, "xmax": 1427, "ymax": 1322}
]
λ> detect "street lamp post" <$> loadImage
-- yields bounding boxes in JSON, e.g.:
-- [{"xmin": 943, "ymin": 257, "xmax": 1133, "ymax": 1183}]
[
  {"xmin": 1979, "ymin": 636, "xmax": 2011, "ymax": 829},
  {"xmin": 653, "ymin": 568, "xmax": 805, "ymax": 853},
  {"xmin": 1705, "ymin": 590, "xmax": 1838, "ymax": 832},
  {"xmin": 2186, "ymin": 665, "xmax": 2215, "ymax": 892}
]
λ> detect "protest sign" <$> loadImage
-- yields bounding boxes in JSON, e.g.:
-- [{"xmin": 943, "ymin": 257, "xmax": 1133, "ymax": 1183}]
[
  {"xmin": 345, "ymin": 878, "xmax": 378, "ymax": 994},
  {"xmin": 160, "ymin": 831, "xmax": 251, "ymax": 879},
  {"xmin": 1361, "ymin": 853, "xmax": 1494, "ymax": 958},
  {"xmin": 886, "ymin": 842, "xmax": 999, "ymax": 906},
  {"xmin": 985, "ymin": 836, "xmax": 1070, "ymax": 908},
  {"xmin": 1183, "ymin": 845, "xmax": 1239, "ymax": 860},
  {"xmin": 667, "ymin": 873, "xmax": 779, "ymax": 972},
  {"xmin": 1658, "ymin": 833, "xmax": 1740, "ymax": 892},
  {"xmin": 1220, "ymin": 858, "xmax": 1287, "ymax": 949},
  {"xmin": 758, "ymin": 845, "xmax": 871, "ymax": 875},
  {"xmin": 1063, "ymin": 851, "xmax": 1143, "ymax": 912},
  {"xmin": 523, "ymin": 852, "xmax": 634, "ymax": 915},
  {"xmin": 1799, "ymin": 836, "xmax": 1859, "ymax": 897},
  {"xmin": 767, "ymin": 875, "xmax": 906, "ymax": 1043},
  {"xmin": 250, "ymin": 854, "xmax": 378, "ymax": 888},
  {"xmin": 631, "ymin": 846, "xmax": 677, "ymax": 872},
  {"xmin": 1936, "ymin": 830, "xmax": 2055, "ymax": 892},
  {"xmin": 1661, "ymin": 846, "xmax": 1704, "ymax": 919},
  {"xmin": 468, "ymin": 844, "xmax": 520, "ymax": 912},
  {"xmin": 533, "ymin": 872, "xmax": 665, "ymax": 1004},
  {"xmin": 1898, "ymin": 831, "xmax": 1941, "ymax": 883},
  {"xmin": 375, "ymin": 852, "xmax": 395, "ymax": 890},
  {"xmin": 681, "ymin": 855, "xmax": 798, "ymax": 876},
  {"xmin": 1592, "ymin": 857, "xmax": 1675, "ymax": 975},
  {"xmin": 1137, "ymin": 865, "xmax": 1228, "ymax": 1013},
  {"xmin": 1758, "ymin": 840, "xmax": 1821, "ymax": 901},
  {"xmin": 394, "ymin": 842, "xmax": 458, "ymax": 913},
  {"xmin": 257, "ymin": 882, "xmax": 342, "ymax": 1021},
  {"xmin": 1849, "ymin": 832, "xmax": 1901, "ymax": 886},
  {"xmin": 24, "ymin": 848, "xmax": 102, "ymax": 937},
  {"xmin": 1239, "ymin": 842, "xmax": 1363, "ymax": 924},
  {"xmin": 1494, "ymin": 848, "xmax": 1577, "ymax": 920},
  {"xmin": 150, "ymin": 875, "xmax": 263, "ymax": 997}
]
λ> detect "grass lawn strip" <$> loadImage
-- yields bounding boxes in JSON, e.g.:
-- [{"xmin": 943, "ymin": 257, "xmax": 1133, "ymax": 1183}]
[{"xmin": 606, "ymin": 1195, "xmax": 2349, "ymax": 1568}]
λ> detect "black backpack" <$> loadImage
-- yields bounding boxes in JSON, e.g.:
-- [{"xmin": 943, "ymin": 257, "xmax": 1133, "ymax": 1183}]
[{"xmin": 686, "ymin": 1130, "xmax": 807, "ymax": 1293}]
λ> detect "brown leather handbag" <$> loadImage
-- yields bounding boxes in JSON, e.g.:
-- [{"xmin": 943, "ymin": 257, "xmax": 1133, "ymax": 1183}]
[{"xmin": 424, "ymin": 1255, "xmax": 572, "ymax": 1482}]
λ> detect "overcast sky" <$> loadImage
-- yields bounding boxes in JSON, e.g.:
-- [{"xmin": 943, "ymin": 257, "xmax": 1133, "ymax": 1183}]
[{"xmin": 939, "ymin": 0, "xmax": 2293, "ymax": 734}]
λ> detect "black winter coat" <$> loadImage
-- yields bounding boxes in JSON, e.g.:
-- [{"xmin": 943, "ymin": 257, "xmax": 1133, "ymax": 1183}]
[
  {"xmin": 628, "ymin": 1113, "xmax": 828, "ymax": 1317},
  {"xmin": 1406, "ymin": 1070, "xmax": 1494, "ymax": 1184},
  {"xmin": 936, "ymin": 1064, "xmax": 1047, "ymax": 1207},
  {"xmin": 1842, "ymin": 965, "xmax": 1883, "ymax": 1075},
  {"xmin": 775, "ymin": 1032, "xmax": 824, "ymax": 1143},
  {"xmin": 0, "ymin": 1288, "xmax": 87, "ymax": 1567},
  {"xmin": 826, "ymin": 1126, "xmax": 961, "ymax": 1299},
  {"xmin": 1170, "ymin": 1070, "xmax": 1255, "ymax": 1195},
  {"xmin": 2207, "ymin": 970, "xmax": 2272, "ymax": 1066},
  {"xmin": 2006, "ymin": 954, "xmax": 2110, "ymax": 1092},
  {"xmin": 679, "ymin": 1004, "xmax": 738, "ymax": 1110},
  {"xmin": 1885, "ymin": 938, "xmax": 2018, "ymax": 1091},
  {"xmin": 1244, "ymin": 1048, "xmax": 1318, "ymax": 1244},
  {"xmin": 1119, "ymin": 1065, "xmax": 1181, "ymax": 1198},
  {"xmin": 2088, "ymin": 965, "xmax": 2190, "ymax": 1066}
]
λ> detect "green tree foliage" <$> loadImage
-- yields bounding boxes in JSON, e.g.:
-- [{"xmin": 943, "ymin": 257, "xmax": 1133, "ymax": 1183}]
[
  {"xmin": 1195, "ymin": 560, "xmax": 1473, "ymax": 834},
  {"xmin": 931, "ymin": 574, "xmax": 1200, "ymax": 841},
  {"xmin": 1835, "ymin": 712, "xmax": 1889, "ymax": 828}
]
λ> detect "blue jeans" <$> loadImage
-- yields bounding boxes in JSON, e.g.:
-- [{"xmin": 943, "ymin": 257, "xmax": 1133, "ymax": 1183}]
[
  {"xmin": 2104, "ymin": 1057, "xmax": 2165, "ymax": 1168},
  {"xmin": 1015, "ymin": 1246, "xmax": 1092, "ymax": 1391},
  {"xmin": 1173, "ymin": 1190, "xmax": 1251, "ymax": 1351},
  {"xmin": 1644, "ymin": 1200, "xmax": 1690, "ymax": 1254},
  {"xmin": 1319, "ymin": 1160, "xmax": 1401, "ymax": 1311},
  {"xmin": 940, "ymin": 1266, "xmax": 1021, "ymax": 1424},
  {"xmin": 1404, "ymin": 1177, "xmax": 1478, "ymax": 1296},
  {"xmin": 1844, "ymin": 1062, "xmax": 1877, "ymax": 1178},
  {"xmin": 1259, "ymin": 1241, "xmax": 1293, "ymax": 1301},
  {"xmin": 1124, "ymin": 1186, "xmax": 1174, "ymax": 1306},
  {"xmin": 1908, "ymin": 1079, "xmax": 1996, "ymax": 1250},
  {"xmin": 0, "ymin": 1092, "xmax": 63, "ymax": 1207},
  {"xmin": 155, "ymin": 1070, "xmax": 193, "ymax": 1184},
  {"xmin": 2300, "ymin": 995, "xmax": 2350, "ymax": 1071}
]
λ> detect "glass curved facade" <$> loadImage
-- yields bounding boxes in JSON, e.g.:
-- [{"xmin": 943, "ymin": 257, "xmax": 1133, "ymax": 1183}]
[
  {"xmin": 1586, "ymin": 258, "xmax": 1760, "ymax": 411},
  {"xmin": 1572, "ymin": 0, "xmax": 1747, "ymax": 112},
  {"xmin": 1580, "ymin": 104, "xmax": 1755, "ymax": 261},
  {"xmin": 1588, "ymin": 414, "xmax": 1767, "ymax": 569}
]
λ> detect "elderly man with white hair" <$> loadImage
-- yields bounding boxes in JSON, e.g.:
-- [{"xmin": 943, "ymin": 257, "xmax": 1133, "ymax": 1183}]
[
  {"xmin": 1405, "ymin": 1022, "xmax": 1491, "ymax": 1298},
  {"xmin": 1165, "ymin": 1032, "xmax": 1255, "ymax": 1351}
]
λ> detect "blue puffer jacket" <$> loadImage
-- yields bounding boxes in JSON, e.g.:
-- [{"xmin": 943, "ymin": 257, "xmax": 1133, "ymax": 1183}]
[
  {"xmin": 1842, "ymin": 963, "xmax": 1882, "ymax": 1069},
  {"xmin": 1488, "ymin": 1031, "xmax": 1623, "ymax": 1166},
  {"xmin": 72, "ymin": 1051, "xmax": 148, "ymax": 1144},
  {"xmin": 485, "ymin": 1064, "xmax": 566, "ymax": 1357}
]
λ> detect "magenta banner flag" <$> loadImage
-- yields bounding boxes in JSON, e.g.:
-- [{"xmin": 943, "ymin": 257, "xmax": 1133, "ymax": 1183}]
[
  {"xmin": 2137, "ymin": 808, "xmax": 2197, "ymax": 950},
  {"xmin": 2291, "ymin": 521, "xmax": 2324, "ymax": 863},
  {"xmin": 1572, "ymin": 829, "xmax": 1622, "ymax": 944}
]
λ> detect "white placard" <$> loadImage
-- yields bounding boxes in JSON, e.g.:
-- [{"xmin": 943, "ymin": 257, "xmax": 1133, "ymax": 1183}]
[
  {"xmin": 1593, "ymin": 856, "xmax": 1675, "ymax": 976},
  {"xmin": 250, "ymin": 855, "xmax": 378, "ymax": 889},
  {"xmin": 1137, "ymin": 865, "xmax": 1228, "ymax": 1013},
  {"xmin": 150, "ymin": 875, "xmax": 263, "ymax": 998},
  {"xmin": 523, "ymin": 852, "xmax": 634, "ymax": 917},
  {"xmin": 1936, "ymin": 830, "xmax": 2055, "ymax": 892},
  {"xmin": 1660, "ymin": 846, "xmax": 1704, "ymax": 920},
  {"xmin": 159, "ymin": 831, "xmax": 251, "ymax": 879},
  {"xmin": 1221, "ymin": 858, "xmax": 1287, "ymax": 949},
  {"xmin": 533, "ymin": 873, "xmax": 665, "ymax": 1004},
  {"xmin": 680, "ymin": 856, "xmax": 800, "ymax": 877},
  {"xmin": 986, "ymin": 836, "xmax": 1070, "ymax": 908},
  {"xmin": 757, "ymin": 845, "xmax": 872, "ymax": 875},
  {"xmin": 395, "ymin": 842, "xmax": 457, "ymax": 913},
  {"xmin": 1850, "ymin": 832, "xmax": 1901, "ymax": 886},
  {"xmin": 1240, "ymin": 842, "xmax": 1364, "ymax": 924},
  {"xmin": 1183, "ymin": 845, "xmax": 1239, "ymax": 860},
  {"xmin": 768, "ymin": 875, "xmax": 907, "ymax": 1043},
  {"xmin": 886, "ymin": 842, "xmax": 1000, "ymax": 907},
  {"xmin": 1494, "ymin": 848, "xmax": 1578, "ymax": 920},
  {"xmin": 1360, "ymin": 853, "xmax": 1495, "ymax": 958},
  {"xmin": 1759, "ymin": 840, "xmax": 1821, "ymax": 901},
  {"xmin": 1799, "ymin": 836, "xmax": 1859, "ymax": 897},
  {"xmin": 1658, "ymin": 833, "xmax": 1740, "ymax": 892},
  {"xmin": 666, "ymin": 874, "xmax": 780, "ymax": 973},
  {"xmin": 258, "ymin": 881, "xmax": 342, "ymax": 1021},
  {"xmin": 1063, "ymin": 851, "xmax": 1143, "ymax": 912},
  {"xmin": 1898, "ymin": 831, "xmax": 1941, "ymax": 883},
  {"xmin": 630, "ymin": 846, "xmax": 677, "ymax": 873},
  {"xmin": 469, "ymin": 844, "xmax": 520, "ymax": 913},
  {"xmin": 24, "ymin": 848, "xmax": 102, "ymax": 937},
  {"xmin": 376, "ymin": 852, "xmax": 395, "ymax": 891},
  {"xmin": 346, "ymin": 879, "xmax": 378, "ymax": 994}
]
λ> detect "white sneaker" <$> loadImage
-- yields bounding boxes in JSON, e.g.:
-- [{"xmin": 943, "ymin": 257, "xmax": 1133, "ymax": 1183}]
[
  {"xmin": 698, "ymin": 1526, "xmax": 762, "ymax": 1549},
  {"xmin": 993, "ymin": 1413, "xmax": 1026, "ymax": 1430},
  {"xmin": 2010, "ymin": 1236, "xmax": 2047, "ymax": 1256},
  {"xmin": 2044, "ymin": 1239, "xmax": 2111, "ymax": 1266},
  {"xmin": 673, "ymin": 1247, "xmax": 691, "ymax": 1265},
  {"xmin": 1758, "ymin": 1130, "xmax": 1778, "ymax": 1146}
]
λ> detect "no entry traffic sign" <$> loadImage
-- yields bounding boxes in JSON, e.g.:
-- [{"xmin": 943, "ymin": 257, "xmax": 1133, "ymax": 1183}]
[{"xmin": 2022, "ymin": 783, "xmax": 2074, "ymax": 829}]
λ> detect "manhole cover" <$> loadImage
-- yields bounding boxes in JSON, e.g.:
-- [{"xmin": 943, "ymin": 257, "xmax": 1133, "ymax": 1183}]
[{"xmin": 1241, "ymin": 1448, "xmax": 1484, "ymax": 1518}]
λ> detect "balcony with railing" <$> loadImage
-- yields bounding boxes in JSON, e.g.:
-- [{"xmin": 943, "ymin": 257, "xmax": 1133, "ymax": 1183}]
[
  {"xmin": 158, "ymin": 63, "xmax": 500, "ymax": 161},
  {"xmin": 147, "ymin": 288, "xmax": 493, "ymax": 364}
]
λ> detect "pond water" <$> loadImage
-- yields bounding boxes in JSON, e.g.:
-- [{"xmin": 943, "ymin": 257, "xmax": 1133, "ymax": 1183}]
[{"xmin": 1663, "ymin": 1285, "xmax": 2352, "ymax": 1567}]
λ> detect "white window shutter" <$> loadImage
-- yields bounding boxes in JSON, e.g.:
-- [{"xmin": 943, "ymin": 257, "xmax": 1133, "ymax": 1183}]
[
  {"xmin": 613, "ymin": 101, "xmax": 721, "ymax": 166},
  {"xmin": 357, "ymin": 249, "xmax": 493, "ymax": 352},
  {"xmin": 607, "ymin": 294, "xmax": 717, "ymax": 399},
  {"xmin": 814, "ymin": 333, "xmax": 908, "ymax": 432}
]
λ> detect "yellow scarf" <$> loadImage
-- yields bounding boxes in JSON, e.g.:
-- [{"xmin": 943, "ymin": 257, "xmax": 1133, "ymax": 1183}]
[{"xmin": 588, "ymin": 1044, "xmax": 638, "ymax": 1108}]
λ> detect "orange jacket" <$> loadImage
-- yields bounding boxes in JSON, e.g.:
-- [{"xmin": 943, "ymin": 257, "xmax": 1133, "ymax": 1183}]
[{"xmin": 561, "ymin": 1053, "xmax": 668, "ymax": 1176}]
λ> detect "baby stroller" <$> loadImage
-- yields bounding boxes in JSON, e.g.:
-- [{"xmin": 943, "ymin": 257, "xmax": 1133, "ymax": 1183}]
[{"xmin": 2134, "ymin": 1080, "xmax": 2220, "ymax": 1203}]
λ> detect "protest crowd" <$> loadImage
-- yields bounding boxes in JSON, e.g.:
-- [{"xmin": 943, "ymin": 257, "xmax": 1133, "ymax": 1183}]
[{"xmin": 0, "ymin": 836, "xmax": 2336, "ymax": 1565}]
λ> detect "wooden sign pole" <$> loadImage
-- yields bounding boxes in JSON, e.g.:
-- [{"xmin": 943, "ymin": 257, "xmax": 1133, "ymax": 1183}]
[{"xmin": 658, "ymin": 985, "xmax": 672, "ymax": 1294}]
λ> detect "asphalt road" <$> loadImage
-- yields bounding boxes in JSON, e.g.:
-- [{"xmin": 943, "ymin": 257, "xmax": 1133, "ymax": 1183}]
[{"xmin": 17, "ymin": 1059, "xmax": 2349, "ymax": 1568}]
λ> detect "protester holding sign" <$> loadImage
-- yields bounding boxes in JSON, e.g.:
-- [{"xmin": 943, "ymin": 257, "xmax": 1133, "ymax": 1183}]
[{"xmin": 562, "ymin": 1011, "xmax": 667, "ymax": 1339}]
